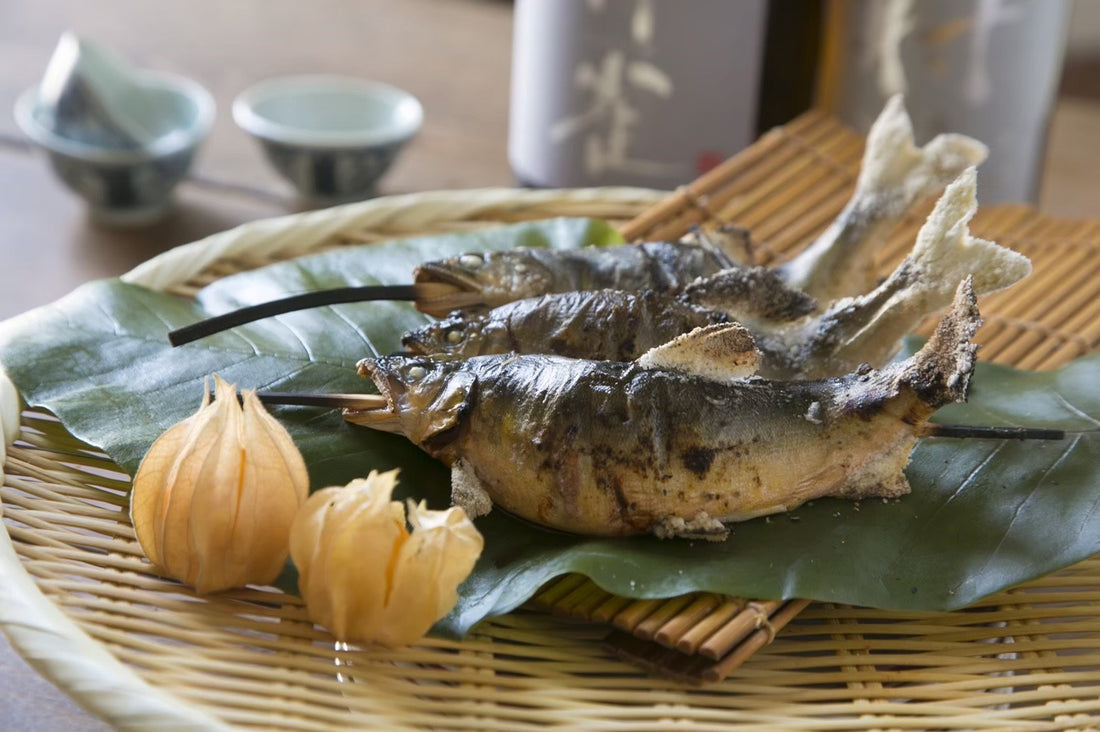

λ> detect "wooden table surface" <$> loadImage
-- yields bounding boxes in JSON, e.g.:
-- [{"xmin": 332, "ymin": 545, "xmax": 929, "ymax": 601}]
[{"xmin": 0, "ymin": 1, "xmax": 1096, "ymax": 729}]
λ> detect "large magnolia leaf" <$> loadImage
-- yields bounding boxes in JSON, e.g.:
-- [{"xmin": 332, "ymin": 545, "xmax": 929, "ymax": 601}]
[{"xmin": 0, "ymin": 216, "xmax": 1096, "ymax": 639}]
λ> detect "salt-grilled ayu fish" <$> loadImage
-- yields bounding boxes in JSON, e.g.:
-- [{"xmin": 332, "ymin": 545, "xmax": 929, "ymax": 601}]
[
  {"xmin": 403, "ymin": 265, "xmax": 814, "ymax": 362},
  {"xmin": 166, "ymin": 97, "xmax": 986, "ymax": 348},
  {"xmin": 413, "ymin": 239, "xmax": 734, "ymax": 317},
  {"xmin": 401, "ymin": 169, "xmax": 1027, "ymax": 381},
  {"xmin": 349, "ymin": 280, "xmax": 983, "ymax": 540},
  {"xmin": 414, "ymin": 96, "xmax": 985, "ymax": 320}
]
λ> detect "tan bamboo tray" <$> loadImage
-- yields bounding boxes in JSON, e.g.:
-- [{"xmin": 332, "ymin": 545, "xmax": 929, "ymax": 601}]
[{"xmin": 2, "ymin": 111, "xmax": 1099, "ymax": 730}]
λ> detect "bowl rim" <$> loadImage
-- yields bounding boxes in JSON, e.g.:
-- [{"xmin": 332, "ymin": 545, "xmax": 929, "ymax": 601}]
[
  {"xmin": 231, "ymin": 74, "xmax": 423, "ymax": 149},
  {"xmin": 13, "ymin": 72, "xmax": 216, "ymax": 164}
]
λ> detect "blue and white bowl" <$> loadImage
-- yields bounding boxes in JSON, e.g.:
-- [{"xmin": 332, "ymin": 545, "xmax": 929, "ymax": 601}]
[
  {"xmin": 15, "ymin": 70, "xmax": 214, "ymax": 226},
  {"xmin": 233, "ymin": 75, "xmax": 423, "ymax": 203}
]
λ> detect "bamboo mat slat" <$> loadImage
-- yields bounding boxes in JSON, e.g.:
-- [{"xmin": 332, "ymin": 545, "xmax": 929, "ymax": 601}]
[{"xmin": 2, "ymin": 110, "xmax": 1099, "ymax": 729}]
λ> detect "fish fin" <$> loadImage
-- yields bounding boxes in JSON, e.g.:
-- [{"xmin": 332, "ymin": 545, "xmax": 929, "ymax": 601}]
[
  {"xmin": 636, "ymin": 323, "xmax": 760, "ymax": 382},
  {"xmin": 822, "ymin": 168, "xmax": 1029, "ymax": 370},
  {"xmin": 684, "ymin": 223, "xmax": 755, "ymax": 266},
  {"xmin": 779, "ymin": 95, "xmax": 987, "ymax": 301},
  {"xmin": 904, "ymin": 167, "xmax": 1031, "ymax": 296},
  {"xmin": 451, "ymin": 458, "xmax": 493, "ymax": 518},
  {"xmin": 653, "ymin": 511, "xmax": 728, "ymax": 541},
  {"xmin": 857, "ymin": 94, "xmax": 988, "ymax": 202}
]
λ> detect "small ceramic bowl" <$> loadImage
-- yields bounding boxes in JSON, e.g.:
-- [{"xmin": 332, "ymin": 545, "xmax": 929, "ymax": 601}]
[
  {"xmin": 15, "ymin": 73, "xmax": 214, "ymax": 226},
  {"xmin": 35, "ymin": 33, "xmax": 165, "ymax": 151},
  {"xmin": 233, "ymin": 75, "xmax": 423, "ymax": 203}
]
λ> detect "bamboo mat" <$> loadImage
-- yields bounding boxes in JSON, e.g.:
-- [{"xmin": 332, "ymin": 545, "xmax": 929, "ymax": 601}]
[
  {"xmin": 533, "ymin": 109, "xmax": 1100, "ymax": 684},
  {"xmin": 1, "ymin": 111, "xmax": 1099, "ymax": 729}
]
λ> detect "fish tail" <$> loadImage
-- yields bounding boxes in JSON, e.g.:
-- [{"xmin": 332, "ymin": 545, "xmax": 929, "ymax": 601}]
[
  {"xmin": 905, "ymin": 168, "xmax": 1031, "ymax": 298},
  {"xmin": 778, "ymin": 95, "xmax": 987, "ymax": 300},
  {"xmin": 901, "ymin": 277, "xmax": 981, "ymax": 410},
  {"xmin": 856, "ymin": 94, "xmax": 988, "ymax": 203}
]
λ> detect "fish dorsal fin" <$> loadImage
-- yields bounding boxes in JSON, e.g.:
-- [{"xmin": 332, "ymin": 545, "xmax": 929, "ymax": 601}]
[{"xmin": 636, "ymin": 323, "xmax": 760, "ymax": 382}]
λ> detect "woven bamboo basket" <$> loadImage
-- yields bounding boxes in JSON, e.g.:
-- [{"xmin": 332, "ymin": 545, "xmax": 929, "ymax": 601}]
[{"xmin": 2, "ymin": 111, "xmax": 1100, "ymax": 730}]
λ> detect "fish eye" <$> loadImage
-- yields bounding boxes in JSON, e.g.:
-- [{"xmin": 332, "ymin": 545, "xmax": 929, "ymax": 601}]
[
  {"xmin": 458, "ymin": 254, "xmax": 484, "ymax": 270},
  {"xmin": 407, "ymin": 365, "xmax": 427, "ymax": 380},
  {"xmin": 446, "ymin": 328, "xmax": 464, "ymax": 344}
]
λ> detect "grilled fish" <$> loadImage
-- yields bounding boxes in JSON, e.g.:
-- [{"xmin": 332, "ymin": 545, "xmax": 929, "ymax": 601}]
[
  {"xmin": 348, "ymin": 280, "xmax": 983, "ymax": 540},
  {"xmin": 413, "ymin": 97, "xmax": 985, "ymax": 319},
  {"xmin": 413, "ymin": 239, "xmax": 735, "ymax": 317},
  {"xmin": 401, "ymin": 169, "xmax": 1027, "ymax": 381},
  {"xmin": 402, "ymin": 265, "xmax": 814, "ymax": 362}
]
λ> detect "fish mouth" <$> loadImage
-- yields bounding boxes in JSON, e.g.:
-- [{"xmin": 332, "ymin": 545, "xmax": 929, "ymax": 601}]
[
  {"xmin": 341, "ymin": 398, "xmax": 404, "ymax": 433},
  {"xmin": 398, "ymin": 330, "xmax": 432, "ymax": 356},
  {"xmin": 413, "ymin": 264, "xmax": 487, "ymax": 317},
  {"xmin": 344, "ymin": 360, "xmax": 404, "ymax": 433}
]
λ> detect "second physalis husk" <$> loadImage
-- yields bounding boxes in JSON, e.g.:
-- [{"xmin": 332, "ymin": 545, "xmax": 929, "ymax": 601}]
[
  {"xmin": 290, "ymin": 469, "xmax": 484, "ymax": 648},
  {"xmin": 130, "ymin": 374, "xmax": 310, "ymax": 593}
]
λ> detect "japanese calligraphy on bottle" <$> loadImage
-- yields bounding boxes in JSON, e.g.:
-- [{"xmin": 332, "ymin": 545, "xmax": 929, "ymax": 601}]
[{"xmin": 509, "ymin": 0, "xmax": 769, "ymax": 189}]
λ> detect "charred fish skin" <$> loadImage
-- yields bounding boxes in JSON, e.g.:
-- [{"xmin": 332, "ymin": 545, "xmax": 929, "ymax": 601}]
[
  {"xmin": 413, "ymin": 241, "xmax": 734, "ymax": 316},
  {"xmin": 402, "ymin": 267, "xmax": 815, "ymax": 361},
  {"xmin": 402, "ymin": 290, "xmax": 731, "ymax": 361},
  {"xmin": 354, "ymin": 281, "xmax": 981, "ymax": 540}
]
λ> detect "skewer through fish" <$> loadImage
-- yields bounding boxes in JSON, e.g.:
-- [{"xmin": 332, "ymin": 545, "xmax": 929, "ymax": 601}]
[{"xmin": 347, "ymin": 280, "xmax": 984, "ymax": 540}]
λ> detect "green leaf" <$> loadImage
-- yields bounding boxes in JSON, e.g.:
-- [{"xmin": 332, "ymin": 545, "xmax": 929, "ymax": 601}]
[{"xmin": 0, "ymin": 215, "xmax": 1096, "ymax": 640}]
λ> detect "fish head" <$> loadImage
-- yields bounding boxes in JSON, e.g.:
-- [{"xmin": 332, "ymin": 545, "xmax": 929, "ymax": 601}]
[
  {"xmin": 414, "ymin": 251, "xmax": 554, "ymax": 316},
  {"xmin": 400, "ymin": 312, "xmax": 488, "ymax": 357},
  {"xmin": 350, "ymin": 356, "xmax": 476, "ymax": 451}
]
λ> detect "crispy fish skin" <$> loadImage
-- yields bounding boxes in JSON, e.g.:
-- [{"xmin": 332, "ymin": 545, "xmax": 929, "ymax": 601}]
[
  {"xmin": 353, "ymin": 281, "xmax": 981, "ymax": 540},
  {"xmin": 413, "ymin": 241, "xmax": 733, "ymax": 317},
  {"xmin": 402, "ymin": 266, "xmax": 814, "ymax": 361},
  {"xmin": 403, "ymin": 290, "xmax": 731, "ymax": 362}
]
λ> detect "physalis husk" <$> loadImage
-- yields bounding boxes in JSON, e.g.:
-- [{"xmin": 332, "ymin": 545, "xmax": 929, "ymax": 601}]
[
  {"xmin": 130, "ymin": 374, "xmax": 309, "ymax": 593},
  {"xmin": 290, "ymin": 469, "xmax": 483, "ymax": 647}
]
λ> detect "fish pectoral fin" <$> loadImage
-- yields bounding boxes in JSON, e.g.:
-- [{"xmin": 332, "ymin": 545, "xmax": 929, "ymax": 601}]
[
  {"xmin": 636, "ymin": 323, "xmax": 760, "ymax": 382},
  {"xmin": 784, "ymin": 463, "xmax": 850, "ymax": 509},
  {"xmin": 653, "ymin": 511, "xmax": 729, "ymax": 542},
  {"xmin": 451, "ymin": 458, "xmax": 494, "ymax": 518}
]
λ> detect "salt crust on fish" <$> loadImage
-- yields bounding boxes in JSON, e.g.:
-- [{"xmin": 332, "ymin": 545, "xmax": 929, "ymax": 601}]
[{"xmin": 779, "ymin": 94, "xmax": 989, "ymax": 303}]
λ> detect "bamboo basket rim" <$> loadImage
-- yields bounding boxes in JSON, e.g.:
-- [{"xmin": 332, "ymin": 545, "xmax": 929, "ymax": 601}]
[{"xmin": 0, "ymin": 185, "xmax": 666, "ymax": 730}]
